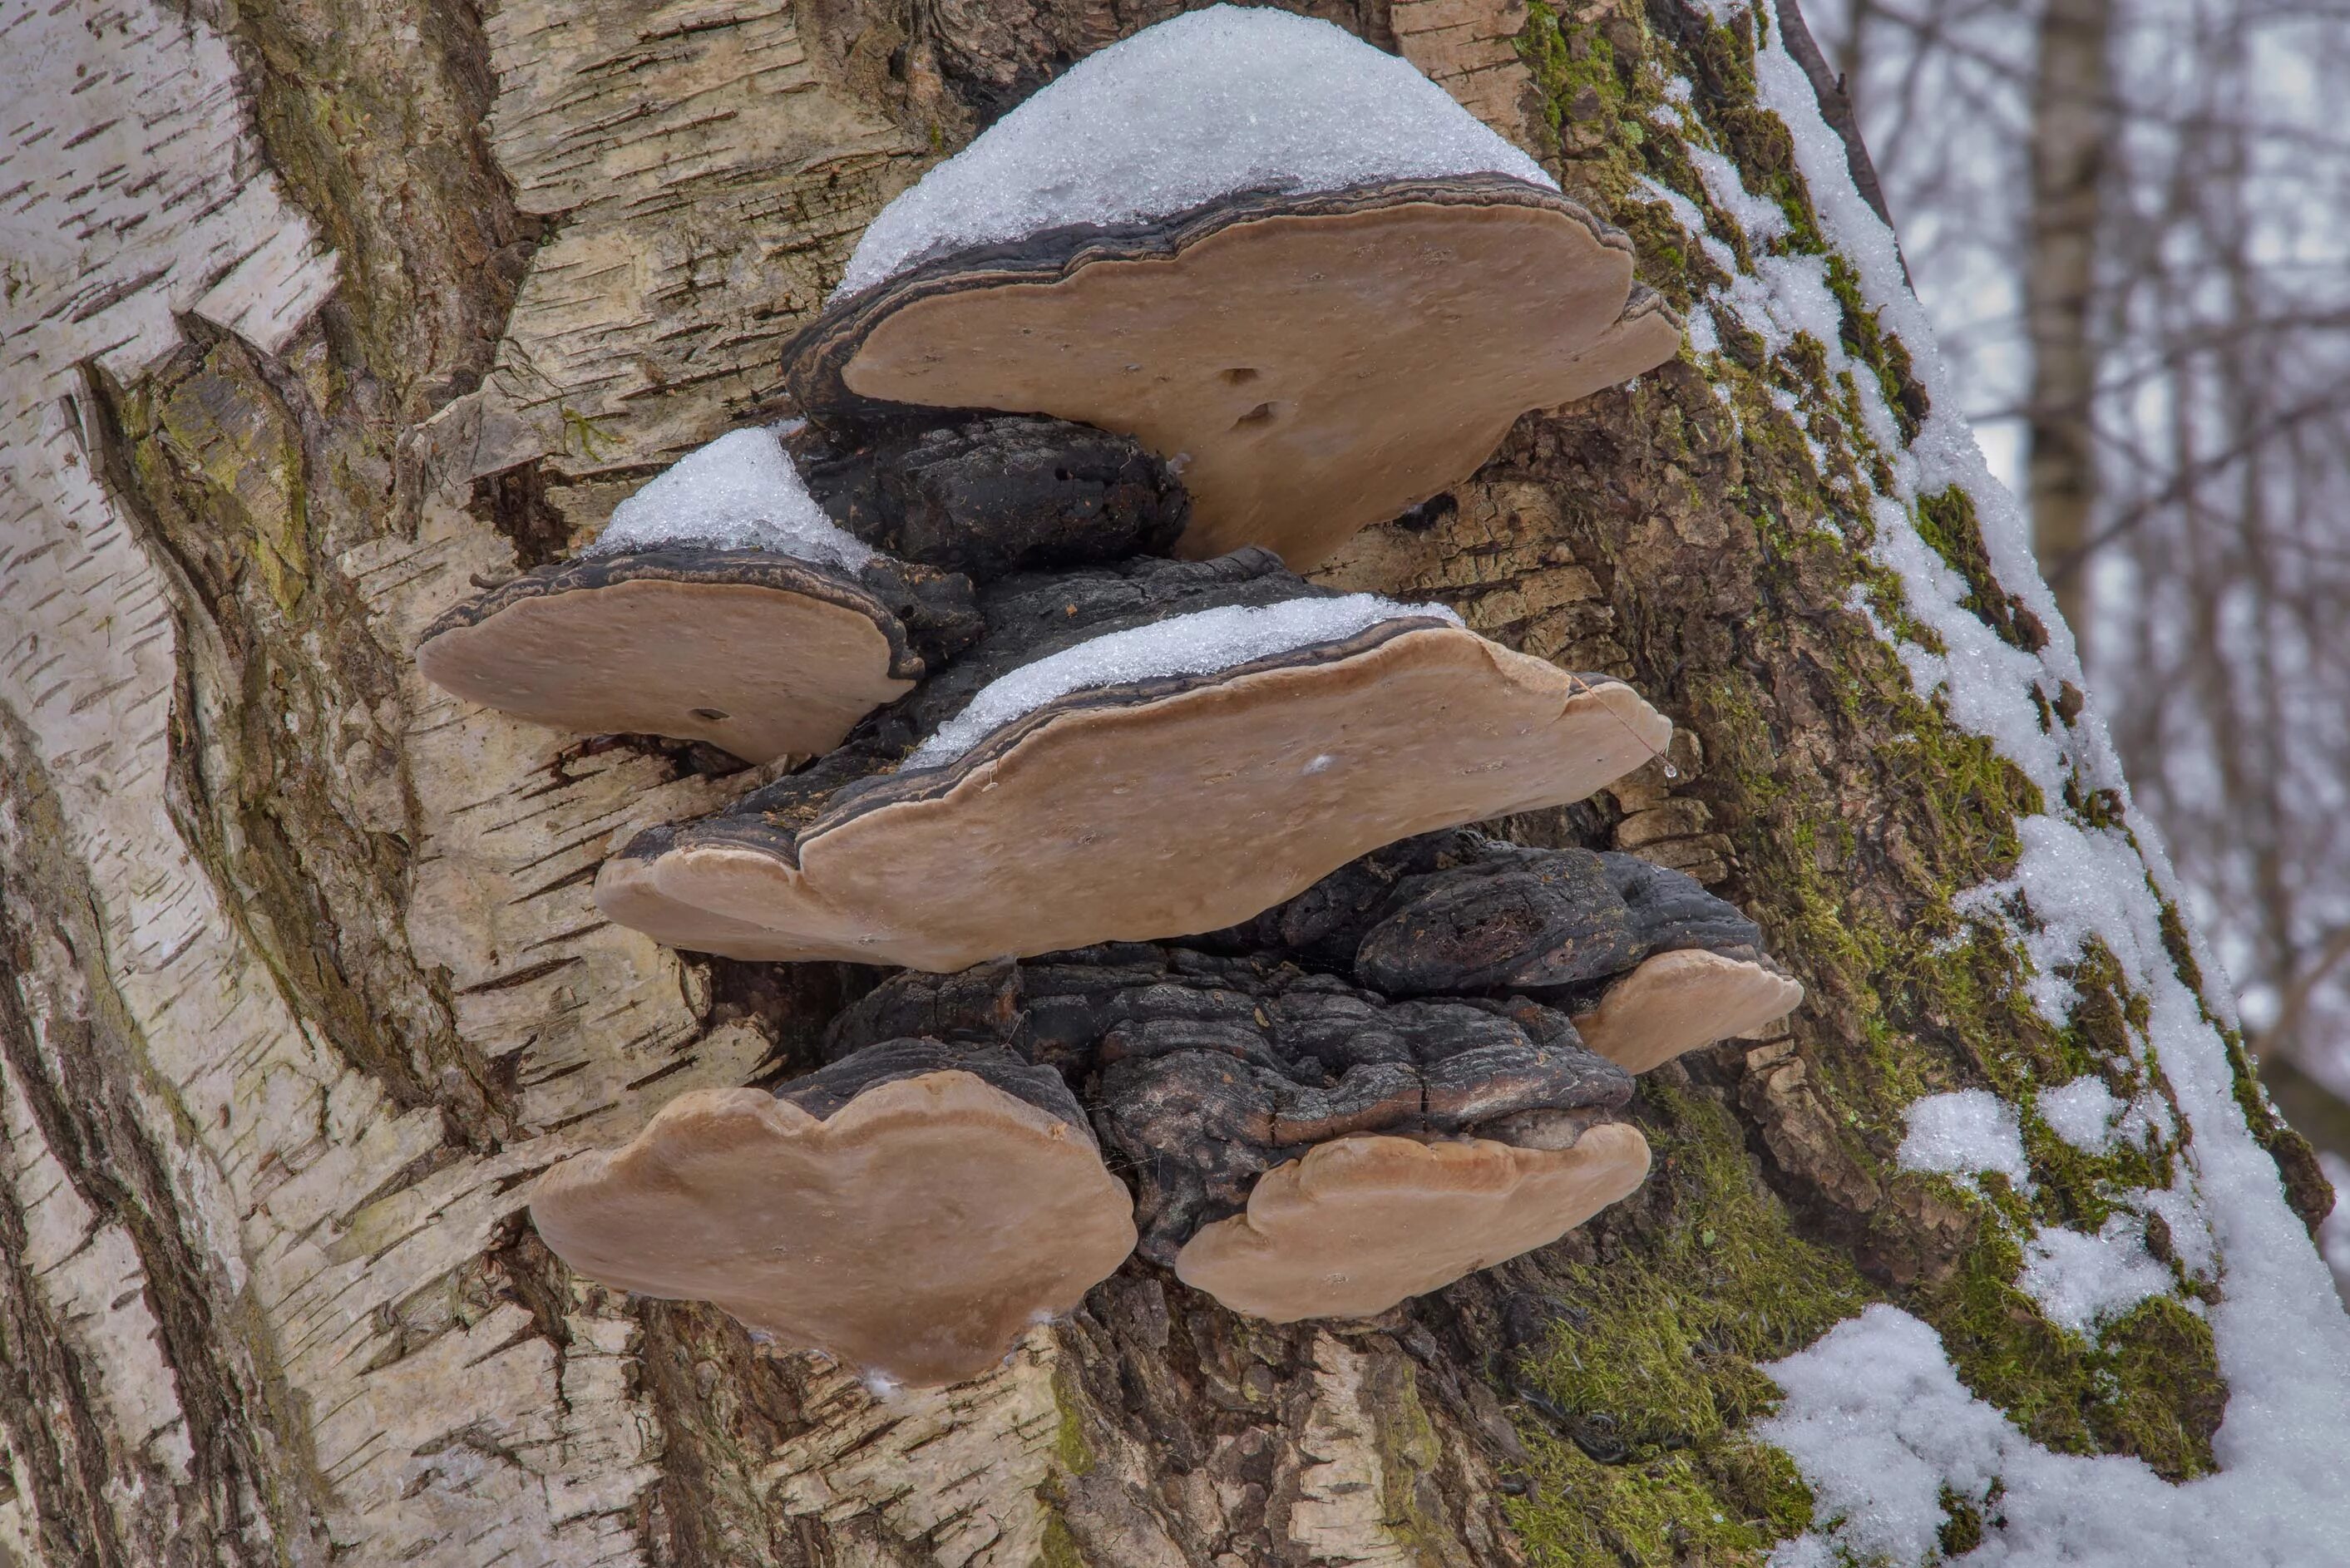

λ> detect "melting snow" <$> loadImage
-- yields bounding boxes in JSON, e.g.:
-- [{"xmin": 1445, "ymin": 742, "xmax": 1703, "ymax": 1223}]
[
  {"xmin": 585, "ymin": 427, "xmax": 874, "ymax": 570},
  {"xmin": 1763, "ymin": 1304, "xmax": 2348, "ymax": 1567},
  {"xmin": 2017, "ymin": 1216, "xmax": 2175, "ymax": 1334},
  {"xmin": 834, "ymin": 6, "xmax": 1556, "ymax": 298},
  {"xmin": 902, "ymin": 594, "xmax": 1459, "ymax": 768}
]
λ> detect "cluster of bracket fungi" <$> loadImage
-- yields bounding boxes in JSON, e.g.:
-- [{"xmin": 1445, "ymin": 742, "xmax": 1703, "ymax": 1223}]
[{"xmin": 415, "ymin": 11, "xmax": 1803, "ymax": 1389}]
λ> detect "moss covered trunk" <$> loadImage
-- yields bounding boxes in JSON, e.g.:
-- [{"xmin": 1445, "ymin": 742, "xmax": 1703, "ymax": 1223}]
[{"xmin": 0, "ymin": 0, "xmax": 2330, "ymax": 1564}]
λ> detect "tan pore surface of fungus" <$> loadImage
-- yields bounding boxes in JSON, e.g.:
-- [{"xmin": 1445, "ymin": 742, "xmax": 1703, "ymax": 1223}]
[
  {"xmin": 1572, "ymin": 949, "xmax": 1806, "ymax": 1074},
  {"xmin": 1173, "ymin": 1123, "xmax": 1654, "ymax": 1322},
  {"xmin": 602, "ymin": 626, "xmax": 1672, "ymax": 970},
  {"xmin": 828, "ymin": 187, "xmax": 1679, "ymax": 570},
  {"xmin": 417, "ymin": 574, "xmax": 916, "ymax": 762},
  {"xmin": 529, "ymin": 1072, "xmax": 1138, "ymax": 1388}
]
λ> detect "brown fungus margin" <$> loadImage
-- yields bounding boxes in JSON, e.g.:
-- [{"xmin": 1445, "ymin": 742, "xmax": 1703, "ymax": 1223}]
[
  {"xmin": 530, "ymin": 1066, "xmax": 1137, "ymax": 1388},
  {"xmin": 1173, "ymin": 1122, "xmax": 1654, "ymax": 1323}
]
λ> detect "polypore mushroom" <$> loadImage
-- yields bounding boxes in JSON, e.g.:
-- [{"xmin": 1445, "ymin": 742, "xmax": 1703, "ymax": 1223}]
[
  {"xmin": 824, "ymin": 944, "xmax": 1646, "ymax": 1317},
  {"xmin": 416, "ymin": 427, "xmax": 980, "ymax": 762},
  {"xmin": 784, "ymin": 7, "xmax": 1680, "ymax": 570},
  {"xmin": 1171, "ymin": 1126, "xmax": 1651, "ymax": 1323},
  {"xmin": 1569, "ymin": 948, "xmax": 1805, "ymax": 1073},
  {"xmin": 1211, "ymin": 829, "xmax": 1804, "ymax": 1069},
  {"xmin": 529, "ymin": 1041, "xmax": 1136, "ymax": 1388},
  {"xmin": 595, "ymin": 556, "xmax": 1670, "ymax": 969}
]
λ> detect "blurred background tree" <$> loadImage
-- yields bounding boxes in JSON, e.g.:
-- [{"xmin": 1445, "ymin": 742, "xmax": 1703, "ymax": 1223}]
[{"xmin": 1804, "ymin": 0, "xmax": 2350, "ymax": 1284}]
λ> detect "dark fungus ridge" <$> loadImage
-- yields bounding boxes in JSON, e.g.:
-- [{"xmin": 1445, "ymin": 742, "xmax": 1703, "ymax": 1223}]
[
  {"xmin": 1203, "ymin": 828, "xmax": 1785, "ymax": 1007},
  {"xmin": 786, "ymin": 414, "xmax": 1190, "ymax": 579},
  {"xmin": 824, "ymin": 944, "xmax": 1637, "ymax": 1265}
]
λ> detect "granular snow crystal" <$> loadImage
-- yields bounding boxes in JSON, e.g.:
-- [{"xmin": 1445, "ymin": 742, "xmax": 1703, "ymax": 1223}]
[
  {"xmin": 585, "ymin": 427, "xmax": 874, "ymax": 571},
  {"xmin": 904, "ymin": 594, "xmax": 1459, "ymax": 768}
]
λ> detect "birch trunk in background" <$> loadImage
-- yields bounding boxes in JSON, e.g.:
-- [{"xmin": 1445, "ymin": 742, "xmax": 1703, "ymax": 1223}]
[
  {"xmin": 2023, "ymin": 0, "xmax": 2111, "ymax": 650},
  {"xmin": 3, "ymin": 1, "xmax": 2344, "ymax": 1565}
]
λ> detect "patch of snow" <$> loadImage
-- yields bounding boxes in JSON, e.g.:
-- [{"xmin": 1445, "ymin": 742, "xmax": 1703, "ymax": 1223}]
[
  {"xmin": 1897, "ymin": 1089, "xmax": 2032, "ymax": 1190},
  {"xmin": 2038, "ymin": 1076, "xmax": 2125, "ymax": 1152},
  {"xmin": 903, "ymin": 594, "xmax": 1459, "ymax": 768},
  {"xmin": 835, "ymin": 6, "xmax": 1556, "ymax": 298},
  {"xmin": 585, "ymin": 428, "xmax": 874, "ymax": 570},
  {"xmin": 1762, "ymin": 1303, "xmax": 2350, "ymax": 1567},
  {"xmin": 2017, "ymin": 1215, "xmax": 2174, "ymax": 1334},
  {"xmin": 1686, "ymin": 143, "xmax": 1792, "ymax": 246}
]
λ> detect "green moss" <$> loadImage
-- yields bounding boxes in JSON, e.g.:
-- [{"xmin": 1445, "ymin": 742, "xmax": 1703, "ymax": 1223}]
[
  {"xmin": 1366, "ymin": 1358, "xmax": 1459, "ymax": 1561},
  {"xmin": 1507, "ymin": 1083, "xmax": 1863, "ymax": 1560},
  {"xmin": 1034, "ymin": 1511, "xmax": 1086, "ymax": 1568},
  {"xmin": 1049, "ymin": 1364, "xmax": 1095, "ymax": 1477},
  {"xmin": 1512, "ymin": 1437, "xmax": 1810, "ymax": 1566},
  {"xmin": 1495, "ymin": 0, "xmax": 2230, "ymax": 1551},
  {"xmin": 118, "ymin": 336, "xmax": 311, "ymax": 615},
  {"xmin": 1908, "ymin": 1194, "xmax": 2219, "ymax": 1481}
]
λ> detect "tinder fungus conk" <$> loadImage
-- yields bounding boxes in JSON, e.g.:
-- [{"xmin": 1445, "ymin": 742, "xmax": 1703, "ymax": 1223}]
[
  {"xmin": 598, "ymin": 581, "xmax": 1669, "ymax": 969},
  {"xmin": 417, "ymin": 428, "xmax": 977, "ymax": 762},
  {"xmin": 785, "ymin": 8, "xmax": 1680, "ymax": 570},
  {"xmin": 531, "ymin": 1043, "xmax": 1135, "ymax": 1387}
]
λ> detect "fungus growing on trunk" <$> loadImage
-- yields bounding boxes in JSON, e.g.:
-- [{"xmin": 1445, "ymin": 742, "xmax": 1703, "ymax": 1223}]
[
  {"xmin": 416, "ymin": 428, "xmax": 980, "ymax": 762},
  {"xmin": 1172, "ymin": 1125, "xmax": 1652, "ymax": 1323},
  {"xmin": 824, "ymin": 946, "xmax": 1656, "ymax": 1321},
  {"xmin": 784, "ymin": 8, "xmax": 1679, "ymax": 570},
  {"xmin": 595, "ymin": 559, "xmax": 1670, "ymax": 969},
  {"xmin": 785, "ymin": 416, "xmax": 1188, "ymax": 579},
  {"xmin": 529, "ymin": 1041, "xmax": 1135, "ymax": 1388},
  {"xmin": 1569, "ymin": 948, "xmax": 1806, "ymax": 1072},
  {"xmin": 1209, "ymin": 828, "xmax": 1804, "ymax": 1067}
]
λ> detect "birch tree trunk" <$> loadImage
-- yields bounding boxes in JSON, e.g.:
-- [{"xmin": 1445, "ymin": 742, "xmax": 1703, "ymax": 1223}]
[
  {"xmin": 1, "ymin": 1, "xmax": 2335, "ymax": 1566},
  {"xmin": 2022, "ymin": 0, "xmax": 2111, "ymax": 652}
]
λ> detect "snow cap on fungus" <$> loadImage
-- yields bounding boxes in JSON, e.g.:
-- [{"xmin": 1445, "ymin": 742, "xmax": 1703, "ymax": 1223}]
[
  {"xmin": 784, "ymin": 9, "xmax": 1681, "ymax": 569},
  {"xmin": 415, "ymin": 427, "xmax": 971, "ymax": 762},
  {"xmin": 595, "ymin": 602, "xmax": 1672, "ymax": 971}
]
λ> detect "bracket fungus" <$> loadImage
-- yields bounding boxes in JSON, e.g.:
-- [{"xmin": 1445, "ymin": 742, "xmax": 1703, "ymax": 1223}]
[
  {"xmin": 1213, "ymin": 828, "xmax": 1804, "ymax": 1070},
  {"xmin": 529, "ymin": 1041, "xmax": 1136, "ymax": 1388},
  {"xmin": 827, "ymin": 943, "xmax": 1656, "ymax": 1321},
  {"xmin": 786, "ymin": 415, "xmax": 1188, "ymax": 579},
  {"xmin": 595, "ymin": 555, "xmax": 1671, "ymax": 970},
  {"xmin": 1173, "ymin": 1127, "xmax": 1651, "ymax": 1323},
  {"xmin": 416, "ymin": 428, "xmax": 980, "ymax": 762},
  {"xmin": 783, "ymin": 7, "xmax": 1680, "ymax": 570}
]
